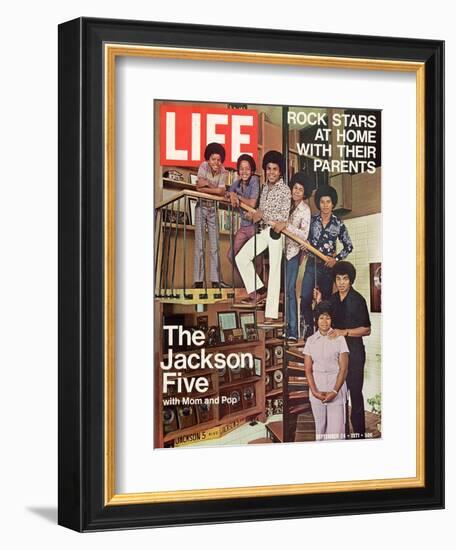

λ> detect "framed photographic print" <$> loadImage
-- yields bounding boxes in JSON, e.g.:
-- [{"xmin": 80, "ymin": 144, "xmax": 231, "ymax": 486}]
[
  {"xmin": 59, "ymin": 17, "xmax": 444, "ymax": 532},
  {"xmin": 254, "ymin": 357, "xmax": 262, "ymax": 377},
  {"xmin": 217, "ymin": 311, "xmax": 238, "ymax": 343},
  {"xmin": 370, "ymin": 262, "xmax": 382, "ymax": 313},
  {"xmin": 244, "ymin": 323, "xmax": 259, "ymax": 342},
  {"xmin": 239, "ymin": 311, "xmax": 256, "ymax": 339}
]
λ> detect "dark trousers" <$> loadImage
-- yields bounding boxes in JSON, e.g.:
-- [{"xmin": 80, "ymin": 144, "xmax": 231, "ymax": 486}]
[
  {"xmin": 346, "ymin": 345, "xmax": 366, "ymax": 437},
  {"xmin": 300, "ymin": 259, "xmax": 334, "ymax": 337},
  {"xmin": 285, "ymin": 254, "xmax": 300, "ymax": 339}
]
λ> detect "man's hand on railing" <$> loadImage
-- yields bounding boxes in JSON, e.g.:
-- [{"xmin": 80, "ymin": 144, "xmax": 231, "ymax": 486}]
[
  {"xmin": 252, "ymin": 209, "xmax": 263, "ymax": 223},
  {"xmin": 228, "ymin": 192, "xmax": 240, "ymax": 208},
  {"xmin": 196, "ymin": 179, "xmax": 209, "ymax": 190},
  {"xmin": 271, "ymin": 221, "xmax": 287, "ymax": 233}
]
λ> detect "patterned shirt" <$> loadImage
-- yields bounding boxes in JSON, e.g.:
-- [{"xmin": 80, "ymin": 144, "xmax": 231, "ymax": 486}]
[
  {"xmin": 258, "ymin": 178, "xmax": 291, "ymax": 225},
  {"xmin": 285, "ymin": 201, "xmax": 311, "ymax": 260},
  {"xmin": 308, "ymin": 213, "xmax": 353, "ymax": 261},
  {"xmin": 229, "ymin": 175, "xmax": 260, "ymax": 226},
  {"xmin": 197, "ymin": 161, "xmax": 228, "ymax": 189}
]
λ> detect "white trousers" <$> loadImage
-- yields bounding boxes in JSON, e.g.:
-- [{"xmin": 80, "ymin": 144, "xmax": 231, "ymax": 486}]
[
  {"xmin": 309, "ymin": 374, "xmax": 347, "ymax": 440},
  {"xmin": 309, "ymin": 400, "xmax": 346, "ymax": 441},
  {"xmin": 235, "ymin": 227, "xmax": 283, "ymax": 319}
]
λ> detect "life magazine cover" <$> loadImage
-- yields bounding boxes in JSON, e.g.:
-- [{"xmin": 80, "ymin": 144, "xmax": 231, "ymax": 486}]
[{"xmin": 154, "ymin": 100, "xmax": 381, "ymax": 449}]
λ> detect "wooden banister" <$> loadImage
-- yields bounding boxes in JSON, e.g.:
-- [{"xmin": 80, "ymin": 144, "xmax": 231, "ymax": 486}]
[{"xmin": 155, "ymin": 190, "xmax": 327, "ymax": 261}]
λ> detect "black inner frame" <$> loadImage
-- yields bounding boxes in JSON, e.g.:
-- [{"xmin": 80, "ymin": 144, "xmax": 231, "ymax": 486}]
[{"xmin": 58, "ymin": 17, "xmax": 444, "ymax": 532}]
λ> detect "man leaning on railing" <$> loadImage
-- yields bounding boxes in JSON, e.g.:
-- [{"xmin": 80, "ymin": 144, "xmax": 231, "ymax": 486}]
[
  {"xmin": 235, "ymin": 150, "xmax": 291, "ymax": 325},
  {"xmin": 193, "ymin": 142, "xmax": 230, "ymax": 289}
]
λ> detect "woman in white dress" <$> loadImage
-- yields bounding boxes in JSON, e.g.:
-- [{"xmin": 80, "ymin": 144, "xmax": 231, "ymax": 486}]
[{"xmin": 303, "ymin": 301, "xmax": 349, "ymax": 440}]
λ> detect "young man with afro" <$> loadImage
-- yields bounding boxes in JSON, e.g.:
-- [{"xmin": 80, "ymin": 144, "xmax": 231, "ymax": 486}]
[
  {"xmin": 300, "ymin": 184, "xmax": 353, "ymax": 338},
  {"xmin": 235, "ymin": 150, "xmax": 291, "ymax": 324},
  {"xmin": 193, "ymin": 142, "xmax": 230, "ymax": 289}
]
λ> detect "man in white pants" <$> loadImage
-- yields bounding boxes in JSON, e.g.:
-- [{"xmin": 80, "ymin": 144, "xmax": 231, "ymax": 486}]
[{"xmin": 235, "ymin": 150, "xmax": 291, "ymax": 325}]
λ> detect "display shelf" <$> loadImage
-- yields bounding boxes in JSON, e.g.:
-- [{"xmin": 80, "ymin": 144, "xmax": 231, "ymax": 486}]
[
  {"xmin": 162, "ymin": 389, "xmax": 218, "ymax": 400},
  {"xmin": 266, "ymin": 365, "xmax": 283, "ymax": 373},
  {"xmin": 219, "ymin": 406, "xmax": 262, "ymax": 424},
  {"xmin": 219, "ymin": 375, "xmax": 262, "ymax": 390},
  {"xmin": 266, "ymin": 388, "xmax": 283, "ymax": 398},
  {"xmin": 265, "ymin": 338, "xmax": 285, "ymax": 345},
  {"xmin": 163, "ymin": 339, "xmax": 262, "ymax": 359}
]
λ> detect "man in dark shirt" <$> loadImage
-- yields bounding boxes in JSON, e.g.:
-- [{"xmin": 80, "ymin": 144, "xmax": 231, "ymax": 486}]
[{"xmin": 315, "ymin": 261, "xmax": 371, "ymax": 438}]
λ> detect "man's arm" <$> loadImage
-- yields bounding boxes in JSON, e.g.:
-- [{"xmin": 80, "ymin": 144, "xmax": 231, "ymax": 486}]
[
  {"xmin": 329, "ymin": 326, "xmax": 371, "ymax": 339},
  {"xmin": 197, "ymin": 185, "xmax": 226, "ymax": 196},
  {"xmin": 328, "ymin": 294, "xmax": 371, "ymax": 339},
  {"xmin": 335, "ymin": 220, "xmax": 354, "ymax": 260},
  {"xmin": 238, "ymin": 197, "xmax": 258, "ymax": 208}
]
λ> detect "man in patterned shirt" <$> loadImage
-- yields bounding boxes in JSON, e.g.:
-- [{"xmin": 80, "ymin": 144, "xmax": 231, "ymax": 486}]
[
  {"xmin": 235, "ymin": 150, "xmax": 291, "ymax": 324},
  {"xmin": 301, "ymin": 184, "xmax": 353, "ymax": 338}
]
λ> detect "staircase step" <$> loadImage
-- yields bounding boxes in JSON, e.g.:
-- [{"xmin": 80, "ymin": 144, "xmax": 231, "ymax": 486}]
[
  {"xmin": 289, "ymin": 403, "xmax": 312, "ymax": 415},
  {"xmin": 289, "ymin": 390, "xmax": 310, "ymax": 400},
  {"xmin": 265, "ymin": 421, "xmax": 283, "ymax": 442},
  {"xmin": 248, "ymin": 437, "xmax": 274, "ymax": 444}
]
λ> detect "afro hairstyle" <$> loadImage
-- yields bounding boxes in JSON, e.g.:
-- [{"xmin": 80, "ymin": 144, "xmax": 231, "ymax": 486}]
[
  {"xmin": 204, "ymin": 142, "xmax": 226, "ymax": 163},
  {"xmin": 332, "ymin": 261, "xmax": 356, "ymax": 284},
  {"xmin": 289, "ymin": 171, "xmax": 316, "ymax": 199},
  {"xmin": 314, "ymin": 184, "xmax": 338, "ymax": 210},
  {"xmin": 313, "ymin": 300, "xmax": 334, "ymax": 322},
  {"xmin": 236, "ymin": 153, "xmax": 256, "ymax": 174},
  {"xmin": 261, "ymin": 150, "xmax": 285, "ymax": 176}
]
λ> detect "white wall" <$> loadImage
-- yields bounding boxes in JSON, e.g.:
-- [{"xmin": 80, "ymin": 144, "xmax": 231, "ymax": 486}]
[
  {"xmin": 0, "ymin": 1, "xmax": 452, "ymax": 548},
  {"xmin": 344, "ymin": 214, "xmax": 382, "ymax": 404}
]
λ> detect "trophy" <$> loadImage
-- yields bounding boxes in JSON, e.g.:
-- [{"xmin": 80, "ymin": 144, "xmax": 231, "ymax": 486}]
[
  {"xmin": 163, "ymin": 407, "xmax": 178, "ymax": 434},
  {"xmin": 273, "ymin": 369, "xmax": 283, "ymax": 388},
  {"xmin": 230, "ymin": 389, "xmax": 243, "ymax": 413},
  {"xmin": 219, "ymin": 391, "xmax": 230, "ymax": 418},
  {"xmin": 207, "ymin": 326, "xmax": 219, "ymax": 346},
  {"xmin": 273, "ymin": 345, "xmax": 283, "ymax": 365},
  {"xmin": 196, "ymin": 402, "xmax": 214, "ymax": 423},
  {"xmin": 242, "ymin": 386, "xmax": 255, "ymax": 408},
  {"xmin": 177, "ymin": 405, "xmax": 197, "ymax": 429},
  {"xmin": 218, "ymin": 365, "xmax": 230, "ymax": 385},
  {"xmin": 230, "ymin": 361, "xmax": 243, "ymax": 380}
]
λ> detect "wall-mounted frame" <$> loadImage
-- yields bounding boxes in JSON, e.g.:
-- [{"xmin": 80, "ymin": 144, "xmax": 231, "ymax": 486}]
[
  {"xmin": 58, "ymin": 17, "xmax": 444, "ymax": 532},
  {"xmin": 217, "ymin": 311, "xmax": 238, "ymax": 343}
]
